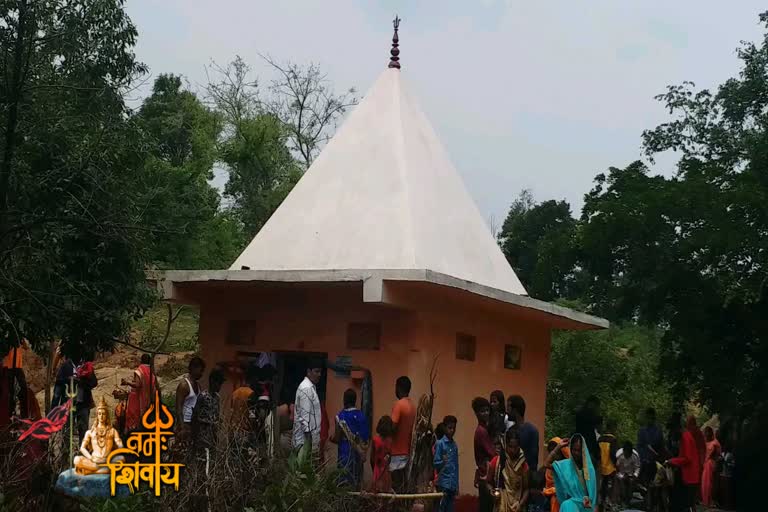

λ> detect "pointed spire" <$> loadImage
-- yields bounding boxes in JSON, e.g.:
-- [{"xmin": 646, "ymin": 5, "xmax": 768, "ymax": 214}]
[{"xmin": 388, "ymin": 15, "xmax": 401, "ymax": 69}]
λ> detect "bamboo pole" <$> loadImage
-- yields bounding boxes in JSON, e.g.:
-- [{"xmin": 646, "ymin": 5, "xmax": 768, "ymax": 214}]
[
  {"xmin": 348, "ymin": 492, "xmax": 444, "ymax": 500},
  {"xmin": 66, "ymin": 376, "xmax": 77, "ymax": 468}
]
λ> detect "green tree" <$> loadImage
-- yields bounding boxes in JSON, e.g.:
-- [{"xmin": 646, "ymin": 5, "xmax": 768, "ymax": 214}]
[
  {"xmin": 0, "ymin": 0, "xmax": 155, "ymax": 356},
  {"xmin": 546, "ymin": 322, "xmax": 672, "ymax": 443},
  {"xmin": 135, "ymin": 74, "xmax": 242, "ymax": 269},
  {"xmin": 206, "ymin": 58, "xmax": 301, "ymax": 239},
  {"xmin": 220, "ymin": 115, "xmax": 300, "ymax": 238},
  {"xmin": 578, "ymin": 12, "xmax": 768, "ymax": 415},
  {"xmin": 579, "ymin": 162, "xmax": 685, "ymax": 324},
  {"xmin": 499, "ymin": 190, "xmax": 580, "ymax": 301}
]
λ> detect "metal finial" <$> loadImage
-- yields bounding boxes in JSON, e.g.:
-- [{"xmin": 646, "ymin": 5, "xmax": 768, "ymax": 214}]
[{"xmin": 388, "ymin": 15, "xmax": 401, "ymax": 69}]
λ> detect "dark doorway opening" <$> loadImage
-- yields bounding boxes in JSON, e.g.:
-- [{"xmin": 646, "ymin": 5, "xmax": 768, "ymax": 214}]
[{"xmin": 276, "ymin": 351, "xmax": 328, "ymax": 406}]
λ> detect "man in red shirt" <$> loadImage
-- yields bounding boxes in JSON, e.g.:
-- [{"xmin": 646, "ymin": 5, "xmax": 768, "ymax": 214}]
[
  {"xmin": 473, "ymin": 397, "xmax": 495, "ymax": 512},
  {"xmin": 390, "ymin": 376, "xmax": 415, "ymax": 492},
  {"xmin": 668, "ymin": 415, "xmax": 703, "ymax": 511}
]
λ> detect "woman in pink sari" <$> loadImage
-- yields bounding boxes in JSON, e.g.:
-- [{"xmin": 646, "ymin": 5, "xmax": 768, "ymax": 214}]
[
  {"xmin": 701, "ymin": 426, "xmax": 721, "ymax": 506},
  {"xmin": 121, "ymin": 354, "xmax": 158, "ymax": 433}
]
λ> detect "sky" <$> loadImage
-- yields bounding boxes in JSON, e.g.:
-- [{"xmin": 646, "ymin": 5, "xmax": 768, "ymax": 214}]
[{"xmin": 125, "ymin": 0, "xmax": 766, "ymax": 225}]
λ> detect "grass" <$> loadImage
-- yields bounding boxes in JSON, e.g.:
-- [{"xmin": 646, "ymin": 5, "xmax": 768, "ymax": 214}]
[{"xmin": 131, "ymin": 304, "xmax": 200, "ymax": 353}]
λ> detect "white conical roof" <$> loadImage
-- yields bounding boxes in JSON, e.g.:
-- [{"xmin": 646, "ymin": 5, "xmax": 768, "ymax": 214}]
[{"xmin": 230, "ymin": 68, "xmax": 527, "ymax": 296}]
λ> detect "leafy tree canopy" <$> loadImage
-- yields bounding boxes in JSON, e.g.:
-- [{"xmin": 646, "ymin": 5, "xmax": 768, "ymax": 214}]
[
  {"xmin": 546, "ymin": 322, "xmax": 672, "ymax": 443},
  {"xmin": 499, "ymin": 190, "xmax": 580, "ymax": 301},
  {"xmin": 135, "ymin": 74, "xmax": 242, "ymax": 269},
  {"xmin": 0, "ymin": 0, "xmax": 156, "ymax": 358},
  {"xmin": 506, "ymin": 11, "xmax": 768, "ymax": 418}
]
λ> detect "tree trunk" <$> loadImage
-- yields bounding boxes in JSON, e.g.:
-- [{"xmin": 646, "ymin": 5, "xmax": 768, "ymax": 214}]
[
  {"xmin": 0, "ymin": 0, "xmax": 29, "ymax": 233},
  {"xmin": 44, "ymin": 340, "xmax": 55, "ymax": 413}
]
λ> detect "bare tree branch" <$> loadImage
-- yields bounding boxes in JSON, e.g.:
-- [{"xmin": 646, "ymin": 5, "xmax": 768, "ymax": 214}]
[
  {"xmin": 112, "ymin": 337, "xmax": 171, "ymax": 356},
  {"xmin": 259, "ymin": 54, "xmax": 358, "ymax": 168}
]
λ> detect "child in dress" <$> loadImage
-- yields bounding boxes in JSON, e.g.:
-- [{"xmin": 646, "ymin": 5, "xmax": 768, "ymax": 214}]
[{"xmin": 371, "ymin": 415, "xmax": 395, "ymax": 492}]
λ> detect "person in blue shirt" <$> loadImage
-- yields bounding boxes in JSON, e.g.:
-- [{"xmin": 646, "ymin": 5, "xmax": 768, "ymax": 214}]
[
  {"xmin": 637, "ymin": 407, "xmax": 664, "ymax": 485},
  {"xmin": 507, "ymin": 395, "xmax": 540, "ymax": 470},
  {"xmin": 434, "ymin": 415, "xmax": 459, "ymax": 512},
  {"xmin": 330, "ymin": 388, "xmax": 370, "ymax": 489}
]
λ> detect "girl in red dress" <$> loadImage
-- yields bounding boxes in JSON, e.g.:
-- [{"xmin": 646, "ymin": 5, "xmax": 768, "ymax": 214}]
[{"xmin": 371, "ymin": 415, "xmax": 395, "ymax": 492}]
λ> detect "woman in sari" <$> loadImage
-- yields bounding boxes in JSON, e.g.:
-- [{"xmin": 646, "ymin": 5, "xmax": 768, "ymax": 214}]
[
  {"xmin": 120, "ymin": 354, "xmax": 157, "ymax": 433},
  {"xmin": 544, "ymin": 435, "xmax": 597, "ymax": 512},
  {"xmin": 700, "ymin": 426, "xmax": 720, "ymax": 506},
  {"xmin": 331, "ymin": 388, "xmax": 370, "ymax": 489},
  {"xmin": 489, "ymin": 428, "xmax": 530, "ymax": 512}
]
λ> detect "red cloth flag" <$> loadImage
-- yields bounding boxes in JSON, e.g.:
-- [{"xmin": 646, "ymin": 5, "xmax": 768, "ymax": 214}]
[{"xmin": 18, "ymin": 399, "xmax": 72, "ymax": 441}]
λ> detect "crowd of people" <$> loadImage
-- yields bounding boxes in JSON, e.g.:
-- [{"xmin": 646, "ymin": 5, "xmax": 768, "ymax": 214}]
[
  {"xmin": 472, "ymin": 395, "xmax": 734, "ymax": 512},
  {"xmin": 2, "ymin": 348, "xmax": 738, "ymax": 512},
  {"xmin": 326, "ymin": 383, "xmax": 736, "ymax": 512}
]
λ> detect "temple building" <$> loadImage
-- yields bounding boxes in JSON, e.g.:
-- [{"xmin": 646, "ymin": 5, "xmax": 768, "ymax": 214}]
[{"xmin": 156, "ymin": 20, "xmax": 607, "ymax": 495}]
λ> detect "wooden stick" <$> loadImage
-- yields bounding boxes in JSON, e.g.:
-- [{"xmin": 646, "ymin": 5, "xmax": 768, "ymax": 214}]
[{"xmin": 348, "ymin": 492, "xmax": 444, "ymax": 500}]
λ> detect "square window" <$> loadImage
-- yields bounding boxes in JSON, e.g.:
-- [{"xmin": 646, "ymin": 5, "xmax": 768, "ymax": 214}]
[
  {"xmin": 347, "ymin": 322, "xmax": 381, "ymax": 350},
  {"xmin": 504, "ymin": 344, "xmax": 522, "ymax": 370},
  {"xmin": 227, "ymin": 320, "xmax": 256, "ymax": 345},
  {"xmin": 456, "ymin": 332, "xmax": 476, "ymax": 361}
]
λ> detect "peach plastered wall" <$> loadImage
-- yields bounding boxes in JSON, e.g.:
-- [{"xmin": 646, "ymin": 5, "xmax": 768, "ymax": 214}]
[{"xmin": 192, "ymin": 282, "xmax": 551, "ymax": 495}]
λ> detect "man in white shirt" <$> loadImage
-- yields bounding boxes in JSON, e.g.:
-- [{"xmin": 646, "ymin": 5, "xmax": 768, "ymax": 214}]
[
  {"xmin": 616, "ymin": 440, "xmax": 641, "ymax": 506},
  {"xmin": 292, "ymin": 359, "xmax": 323, "ymax": 455}
]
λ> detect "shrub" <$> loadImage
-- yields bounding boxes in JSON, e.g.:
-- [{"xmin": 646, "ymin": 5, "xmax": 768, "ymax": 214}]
[
  {"xmin": 546, "ymin": 324, "xmax": 673, "ymax": 442},
  {"xmin": 245, "ymin": 453, "xmax": 359, "ymax": 512}
]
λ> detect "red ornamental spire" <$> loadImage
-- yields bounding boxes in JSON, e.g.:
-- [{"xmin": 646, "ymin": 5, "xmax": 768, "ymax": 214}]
[{"xmin": 388, "ymin": 15, "xmax": 401, "ymax": 69}]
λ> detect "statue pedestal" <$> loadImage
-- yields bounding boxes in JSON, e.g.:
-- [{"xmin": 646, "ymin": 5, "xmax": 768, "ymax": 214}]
[{"xmin": 55, "ymin": 468, "xmax": 131, "ymax": 498}]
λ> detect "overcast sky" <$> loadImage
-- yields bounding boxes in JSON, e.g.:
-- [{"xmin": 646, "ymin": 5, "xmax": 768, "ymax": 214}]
[{"xmin": 125, "ymin": 0, "xmax": 766, "ymax": 225}]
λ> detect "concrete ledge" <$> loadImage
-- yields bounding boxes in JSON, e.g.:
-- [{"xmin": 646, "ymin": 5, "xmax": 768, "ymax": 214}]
[{"xmin": 148, "ymin": 268, "xmax": 608, "ymax": 330}]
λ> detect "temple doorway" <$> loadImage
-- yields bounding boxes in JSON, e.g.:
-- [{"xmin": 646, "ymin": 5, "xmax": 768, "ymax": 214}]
[{"xmin": 275, "ymin": 351, "xmax": 328, "ymax": 407}]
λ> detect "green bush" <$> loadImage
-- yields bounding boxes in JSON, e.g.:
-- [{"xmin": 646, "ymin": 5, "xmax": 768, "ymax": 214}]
[
  {"xmin": 132, "ymin": 305, "xmax": 200, "ymax": 353},
  {"xmin": 245, "ymin": 453, "xmax": 359, "ymax": 512},
  {"xmin": 546, "ymin": 324, "xmax": 673, "ymax": 445}
]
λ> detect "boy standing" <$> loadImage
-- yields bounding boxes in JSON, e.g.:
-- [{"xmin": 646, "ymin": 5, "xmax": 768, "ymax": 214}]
[
  {"xmin": 472, "ymin": 397, "xmax": 495, "ymax": 512},
  {"xmin": 434, "ymin": 415, "xmax": 459, "ymax": 512},
  {"xmin": 597, "ymin": 419, "xmax": 619, "ymax": 511}
]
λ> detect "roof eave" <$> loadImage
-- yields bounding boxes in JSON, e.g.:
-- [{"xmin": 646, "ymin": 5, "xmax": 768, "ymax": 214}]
[{"xmin": 148, "ymin": 269, "xmax": 608, "ymax": 330}]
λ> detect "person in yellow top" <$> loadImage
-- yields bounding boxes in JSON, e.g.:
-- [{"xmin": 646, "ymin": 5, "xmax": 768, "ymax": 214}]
[
  {"xmin": 596, "ymin": 419, "xmax": 618, "ymax": 511},
  {"xmin": 2, "ymin": 340, "xmax": 29, "ymax": 419},
  {"xmin": 230, "ymin": 362, "xmax": 259, "ymax": 435}
]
